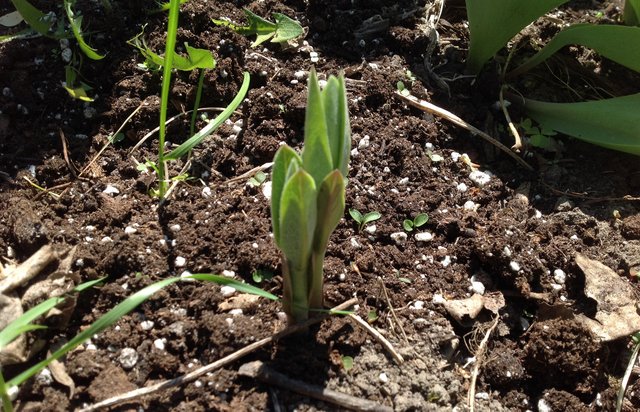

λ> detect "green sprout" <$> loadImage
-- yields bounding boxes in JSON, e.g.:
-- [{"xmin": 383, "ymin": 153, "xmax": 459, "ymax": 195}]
[
  {"xmin": 519, "ymin": 118, "xmax": 561, "ymax": 152},
  {"xmin": 212, "ymin": 9, "xmax": 303, "ymax": 47},
  {"xmin": 247, "ymin": 171, "xmax": 267, "ymax": 187},
  {"xmin": 403, "ymin": 213, "xmax": 429, "ymax": 232},
  {"xmin": 349, "ymin": 209, "xmax": 381, "ymax": 232},
  {"xmin": 341, "ymin": 355, "xmax": 354, "ymax": 372},
  {"xmin": 271, "ymin": 68, "xmax": 350, "ymax": 324}
]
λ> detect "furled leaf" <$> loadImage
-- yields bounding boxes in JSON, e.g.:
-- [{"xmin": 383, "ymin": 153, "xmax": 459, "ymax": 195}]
[
  {"xmin": 519, "ymin": 93, "xmax": 640, "ymax": 155},
  {"xmin": 165, "ymin": 72, "xmax": 249, "ymax": 160},
  {"xmin": 63, "ymin": 0, "xmax": 104, "ymax": 60},
  {"xmin": 278, "ymin": 169, "xmax": 317, "ymax": 270},
  {"xmin": 509, "ymin": 24, "xmax": 640, "ymax": 77},
  {"xmin": 212, "ymin": 9, "xmax": 302, "ymax": 47},
  {"xmin": 465, "ymin": 0, "xmax": 569, "ymax": 73},
  {"xmin": 302, "ymin": 69, "xmax": 333, "ymax": 187},
  {"xmin": 313, "ymin": 170, "xmax": 345, "ymax": 255},
  {"xmin": 322, "ymin": 72, "xmax": 351, "ymax": 177},
  {"xmin": 271, "ymin": 145, "xmax": 303, "ymax": 246},
  {"xmin": 10, "ymin": 0, "xmax": 53, "ymax": 35}
]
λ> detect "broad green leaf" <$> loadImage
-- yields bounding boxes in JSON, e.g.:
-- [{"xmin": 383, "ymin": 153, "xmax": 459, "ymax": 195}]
[
  {"xmin": 184, "ymin": 43, "xmax": 215, "ymax": 69},
  {"xmin": 403, "ymin": 219, "xmax": 414, "ymax": 232},
  {"xmin": 63, "ymin": 0, "xmax": 104, "ymax": 60},
  {"xmin": 271, "ymin": 12, "xmax": 304, "ymax": 43},
  {"xmin": 129, "ymin": 32, "xmax": 215, "ymax": 71},
  {"xmin": 348, "ymin": 208, "xmax": 363, "ymax": 223},
  {"xmin": 520, "ymin": 93, "xmax": 640, "ymax": 155},
  {"xmin": 10, "ymin": 0, "xmax": 53, "ymax": 36},
  {"xmin": 414, "ymin": 213, "xmax": 429, "ymax": 227},
  {"xmin": 278, "ymin": 169, "xmax": 317, "ymax": 270},
  {"xmin": 362, "ymin": 211, "xmax": 381, "ymax": 225},
  {"xmin": 165, "ymin": 72, "xmax": 250, "ymax": 160},
  {"xmin": 465, "ymin": 0, "xmax": 569, "ymax": 73},
  {"xmin": 313, "ymin": 170, "xmax": 345, "ymax": 255},
  {"xmin": 278, "ymin": 169, "xmax": 317, "ymax": 321},
  {"xmin": 624, "ymin": 0, "xmax": 640, "ymax": 26},
  {"xmin": 271, "ymin": 145, "xmax": 302, "ymax": 246},
  {"xmin": 322, "ymin": 73, "xmax": 351, "ymax": 177},
  {"xmin": 509, "ymin": 24, "xmax": 640, "ymax": 77},
  {"xmin": 302, "ymin": 69, "xmax": 333, "ymax": 187},
  {"xmin": 188, "ymin": 274, "xmax": 278, "ymax": 300}
]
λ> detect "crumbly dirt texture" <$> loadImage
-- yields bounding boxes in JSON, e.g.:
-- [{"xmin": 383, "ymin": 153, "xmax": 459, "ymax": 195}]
[{"xmin": 1, "ymin": 1, "xmax": 640, "ymax": 411}]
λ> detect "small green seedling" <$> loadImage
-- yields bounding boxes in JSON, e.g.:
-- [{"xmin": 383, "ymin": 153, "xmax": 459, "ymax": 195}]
[
  {"xmin": 519, "ymin": 118, "xmax": 561, "ymax": 152},
  {"xmin": 341, "ymin": 355, "xmax": 354, "ymax": 372},
  {"xmin": 349, "ymin": 209, "xmax": 381, "ymax": 232},
  {"xmin": 247, "ymin": 171, "xmax": 267, "ymax": 187},
  {"xmin": 212, "ymin": 9, "xmax": 303, "ymax": 47},
  {"xmin": 403, "ymin": 213, "xmax": 428, "ymax": 232},
  {"xmin": 271, "ymin": 68, "xmax": 350, "ymax": 323},
  {"xmin": 251, "ymin": 268, "xmax": 274, "ymax": 283},
  {"xmin": 367, "ymin": 309, "xmax": 378, "ymax": 323}
]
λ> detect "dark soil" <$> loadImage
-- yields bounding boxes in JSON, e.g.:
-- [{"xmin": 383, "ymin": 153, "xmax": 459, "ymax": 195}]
[{"xmin": 1, "ymin": 0, "xmax": 640, "ymax": 411}]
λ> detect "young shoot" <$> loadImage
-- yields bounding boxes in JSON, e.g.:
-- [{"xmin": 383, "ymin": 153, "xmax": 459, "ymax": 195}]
[
  {"xmin": 403, "ymin": 213, "xmax": 428, "ymax": 232},
  {"xmin": 213, "ymin": 9, "xmax": 303, "ymax": 47},
  {"xmin": 271, "ymin": 68, "xmax": 350, "ymax": 324},
  {"xmin": 349, "ymin": 209, "xmax": 381, "ymax": 232}
]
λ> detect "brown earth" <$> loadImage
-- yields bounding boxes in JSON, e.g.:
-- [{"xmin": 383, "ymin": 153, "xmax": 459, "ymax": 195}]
[{"xmin": 1, "ymin": 0, "xmax": 640, "ymax": 411}]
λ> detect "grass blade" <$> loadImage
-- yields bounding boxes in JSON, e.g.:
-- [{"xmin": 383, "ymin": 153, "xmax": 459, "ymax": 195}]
[
  {"xmin": 187, "ymin": 274, "xmax": 279, "ymax": 300},
  {"xmin": 509, "ymin": 24, "xmax": 640, "ymax": 77},
  {"xmin": 9, "ymin": 0, "xmax": 52, "ymax": 36},
  {"xmin": 164, "ymin": 72, "xmax": 250, "ymax": 161}
]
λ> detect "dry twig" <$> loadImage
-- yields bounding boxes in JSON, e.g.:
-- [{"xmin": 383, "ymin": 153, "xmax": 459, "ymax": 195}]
[
  {"xmin": 348, "ymin": 313, "xmax": 404, "ymax": 364},
  {"xmin": 468, "ymin": 316, "xmax": 500, "ymax": 412}
]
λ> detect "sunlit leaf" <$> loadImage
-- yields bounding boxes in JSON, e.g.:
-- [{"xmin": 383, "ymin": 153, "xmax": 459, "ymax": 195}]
[{"xmin": 63, "ymin": 0, "xmax": 104, "ymax": 60}]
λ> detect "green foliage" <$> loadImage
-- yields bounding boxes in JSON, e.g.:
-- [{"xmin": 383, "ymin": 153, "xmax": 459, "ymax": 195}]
[
  {"xmin": 0, "ymin": 274, "xmax": 276, "ymax": 410},
  {"xmin": 212, "ymin": 9, "xmax": 303, "ymax": 47},
  {"xmin": 464, "ymin": 0, "xmax": 640, "ymax": 156},
  {"xmin": 519, "ymin": 118, "xmax": 559, "ymax": 152},
  {"xmin": 9, "ymin": 0, "xmax": 55, "ymax": 36},
  {"xmin": 508, "ymin": 25, "xmax": 640, "ymax": 77},
  {"xmin": 348, "ymin": 209, "xmax": 381, "ymax": 232},
  {"xmin": 624, "ymin": 0, "xmax": 640, "ymax": 26},
  {"xmin": 403, "ymin": 213, "xmax": 428, "ymax": 232},
  {"xmin": 516, "ymin": 93, "xmax": 640, "ymax": 155},
  {"xmin": 63, "ymin": 64, "xmax": 94, "ymax": 102},
  {"xmin": 341, "ymin": 355, "xmax": 354, "ymax": 371},
  {"xmin": 63, "ymin": 0, "xmax": 104, "ymax": 60},
  {"xmin": 271, "ymin": 68, "xmax": 350, "ymax": 323},
  {"xmin": 247, "ymin": 171, "xmax": 267, "ymax": 187},
  {"xmin": 465, "ymin": 0, "xmax": 568, "ymax": 73}
]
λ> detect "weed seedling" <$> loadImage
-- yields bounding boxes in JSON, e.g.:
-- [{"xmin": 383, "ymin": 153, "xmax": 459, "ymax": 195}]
[
  {"xmin": 403, "ymin": 213, "xmax": 428, "ymax": 232},
  {"xmin": 349, "ymin": 208, "xmax": 381, "ymax": 232},
  {"xmin": 247, "ymin": 171, "xmax": 267, "ymax": 187},
  {"xmin": 271, "ymin": 68, "xmax": 350, "ymax": 323},
  {"xmin": 213, "ymin": 9, "xmax": 303, "ymax": 47}
]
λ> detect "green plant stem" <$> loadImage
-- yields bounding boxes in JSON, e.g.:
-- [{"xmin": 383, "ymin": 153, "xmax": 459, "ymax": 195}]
[
  {"xmin": 190, "ymin": 69, "xmax": 206, "ymax": 138},
  {"xmin": 282, "ymin": 258, "xmax": 309, "ymax": 323},
  {"xmin": 0, "ymin": 370, "xmax": 13, "ymax": 412},
  {"xmin": 308, "ymin": 250, "xmax": 324, "ymax": 313},
  {"xmin": 158, "ymin": 0, "xmax": 181, "ymax": 199}
]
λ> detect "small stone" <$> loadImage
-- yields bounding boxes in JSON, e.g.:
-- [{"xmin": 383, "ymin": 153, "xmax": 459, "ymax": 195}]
[
  {"xmin": 220, "ymin": 285, "xmax": 236, "ymax": 297},
  {"xmin": 153, "ymin": 339, "xmax": 166, "ymax": 351},
  {"xmin": 140, "ymin": 320, "xmax": 154, "ymax": 331},
  {"xmin": 475, "ymin": 392, "xmax": 489, "ymax": 400},
  {"xmin": 364, "ymin": 224, "xmax": 377, "ymax": 234},
  {"xmin": 469, "ymin": 170, "xmax": 491, "ymax": 187},
  {"xmin": 119, "ymin": 348, "xmax": 138, "ymax": 369},
  {"xmin": 456, "ymin": 182, "xmax": 468, "ymax": 192},
  {"xmin": 174, "ymin": 256, "xmax": 186, "ymax": 267},
  {"xmin": 202, "ymin": 186, "xmax": 212, "ymax": 198},
  {"xmin": 415, "ymin": 232, "xmax": 433, "ymax": 242},
  {"xmin": 262, "ymin": 181, "xmax": 272, "ymax": 200},
  {"xmin": 222, "ymin": 270, "xmax": 235, "ymax": 277},
  {"xmin": 350, "ymin": 237, "xmax": 362, "ymax": 249},
  {"xmin": 293, "ymin": 70, "xmax": 306, "ymax": 79},
  {"xmin": 432, "ymin": 293, "xmax": 445, "ymax": 304},
  {"xmin": 124, "ymin": 226, "xmax": 137, "ymax": 235},
  {"xmin": 411, "ymin": 300, "xmax": 425, "ymax": 310},
  {"xmin": 555, "ymin": 197, "xmax": 574, "ymax": 212},
  {"xmin": 441, "ymin": 256, "xmax": 452, "ymax": 267},
  {"xmin": 103, "ymin": 185, "xmax": 119, "ymax": 195},
  {"xmin": 509, "ymin": 261, "xmax": 521, "ymax": 272},
  {"xmin": 537, "ymin": 398, "xmax": 552, "ymax": 412},
  {"xmin": 463, "ymin": 200, "xmax": 479, "ymax": 211},
  {"xmin": 36, "ymin": 368, "xmax": 53, "ymax": 385},
  {"xmin": 553, "ymin": 269, "xmax": 566, "ymax": 284},
  {"xmin": 390, "ymin": 232, "xmax": 408, "ymax": 245},
  {"xmin": 229, "ymin": 308, "xmax": 243, "ymax": 316},
  {"xmin": 398, "ymin": 177, "xmax": 409, "ymax": 185},
  {"xmin": 358, "ymin": 135, "xmax": 370, "ymax": 149},
  {"xmin": 378, "ymin": 372, "xmax": 389, "ymax": 383}
]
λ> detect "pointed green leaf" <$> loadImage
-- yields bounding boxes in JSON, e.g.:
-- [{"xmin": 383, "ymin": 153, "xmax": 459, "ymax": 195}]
[
  {"xmin": 313, "ymin": 170, "xmax": 345, "ymax": 254},
  {"xmin": 187, "ymin": 273, "xmax": 278, "ymax": 300},
  {"xmin": 508, "ymin": 24, "xmax": 640, "ymax": 77},
  {"xmin": 302, "ymin": 69, "xmax": 333, "ymax": 187},
  {"xmin": 165, "ymin": 72, "xmax": 250, "ymax": 160},
  {"xmin": 64, "ymin": 0, "xmax": 104, "ymax": 60},
  {"xmin": 278, "ymin": 169, "xmax": 317, "ymax": 269},
  {"xmin": 184, "ymin": 43, "xmax": 215, "ymax": 69},
  {"xmin": 10, "ymin": 0, "xmax": 53, "ymax": 36},
  {"xmin": 624, "ymin": 0, "xmax": 640, "ymax": 26},
  {"xmin": 271, "ymin": 145, "xmax": 302, "ymax": 246},
  {"xmin": 465, "ymin": 0, "xmax": 569, "ymax": 73},
  {"xmin": 521, "ymin": 93, "xmax": 640, "ymax": 155},
  {"xmin": 271, "ymin": 12, "xmax": 303, "ymax": 43},
  {"xmin": 322, "ymin": 73, "xmax": 351, "ymax": 176}
]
